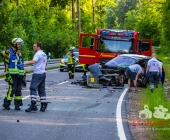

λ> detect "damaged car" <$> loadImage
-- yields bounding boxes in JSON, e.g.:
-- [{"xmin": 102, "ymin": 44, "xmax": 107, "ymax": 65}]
[{"xmin": 88, "ymin": 54, "xmax": 165, "ymax": 87}]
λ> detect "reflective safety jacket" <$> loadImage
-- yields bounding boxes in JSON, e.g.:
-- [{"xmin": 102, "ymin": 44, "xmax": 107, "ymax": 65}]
[
  {"xmin": 1, "ymin": 47, "xmax": 25, "ymax": 76},
  {"xmin": 68, "ymin": 52, "xmax": 76, "ymax": 65}
]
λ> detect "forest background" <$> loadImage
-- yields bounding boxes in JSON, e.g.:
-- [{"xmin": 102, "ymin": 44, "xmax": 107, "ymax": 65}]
[{"xmin": 0, "ymin": 0, "xmax": 169, "ymax": 60}]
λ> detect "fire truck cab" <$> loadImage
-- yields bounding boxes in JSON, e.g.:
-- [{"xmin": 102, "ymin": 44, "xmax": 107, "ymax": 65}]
[{"xmin": 79, "ymin": 29, "xmax": 152, "ymax": 65}]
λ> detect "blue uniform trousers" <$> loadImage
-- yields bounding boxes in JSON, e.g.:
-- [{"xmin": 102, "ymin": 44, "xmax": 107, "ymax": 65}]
[
  {"xmin": 30, "ymin": 73, "xmax": 46, "ymax": 102},
  {"xmin": 149, "ymin": 72, "xmax": 159, "ymax": 90}
]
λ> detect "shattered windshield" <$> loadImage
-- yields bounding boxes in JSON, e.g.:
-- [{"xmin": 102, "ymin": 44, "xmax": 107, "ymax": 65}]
[
  {"xmin": 97, "ymin": 39, "xmax": 133, "ymax": 53},
  {"xmin": 105, "ymin": 56, "xmax": 136, "ymax": 67}
]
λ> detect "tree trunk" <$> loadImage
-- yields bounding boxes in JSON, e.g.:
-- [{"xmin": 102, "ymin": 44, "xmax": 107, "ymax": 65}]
[
  {"xmin": 72, "ymin": 0, "xmax": 75, "ymax": 31},
  {"xmin": 77, "ymin": 0, "xmax": 81, "ymax": 41}
]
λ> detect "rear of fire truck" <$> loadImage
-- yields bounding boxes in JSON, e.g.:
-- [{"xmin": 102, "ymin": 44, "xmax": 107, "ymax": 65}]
[{"xmin": 78, "ymin": 29, "xmax": 152, "ymax": 65}]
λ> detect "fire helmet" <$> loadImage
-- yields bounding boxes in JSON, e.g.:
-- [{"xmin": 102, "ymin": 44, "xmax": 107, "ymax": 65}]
[
  {"xmin": 70, "ymin": 46, "xmax": 75, "ymax": 51},
  {"xmin": 11, "ymin": 38, "xmax": 24, "ymax": 45}
]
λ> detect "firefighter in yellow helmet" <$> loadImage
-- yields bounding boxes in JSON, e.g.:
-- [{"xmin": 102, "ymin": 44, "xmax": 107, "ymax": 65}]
[
  {"xmin": 0, "ymin": 38, "xmax": 25, "ymax": 110},
  {"xmin": 67, "ymin": 46, "xmax": 76, "ymax": 79}
]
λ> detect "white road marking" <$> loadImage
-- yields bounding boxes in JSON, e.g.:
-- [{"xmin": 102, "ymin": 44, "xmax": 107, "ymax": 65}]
[
  {"xmin": 57, "ymin": 81, "xmax": 68, "ymax": 85},
  {"xmin": 116, "ymin": 88, "xmax": 128, "ymax": 140},
  {"xmin": 22, "ymin": 95, "xmax": 30, "ymax": 100}
]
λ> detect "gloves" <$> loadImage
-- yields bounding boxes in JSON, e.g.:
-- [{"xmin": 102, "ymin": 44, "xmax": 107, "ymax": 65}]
[
  {"xmin": 159, "ymin": 74, "xmax": 162, "ymax": 79},
  {"xmin": 145, "ymin": 72, "xmax": 149, "ymax": 77},
  {"xmin": 5, "ymin": 74, "xmax": 13, "ymax": 84},
  {"xmin": 17, "ymin": 63, "xmax": 24, "ymax": 67}
]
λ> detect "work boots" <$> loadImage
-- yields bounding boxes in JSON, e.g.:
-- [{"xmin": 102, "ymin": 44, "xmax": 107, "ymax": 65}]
[
  {"xmin": 25, "ymin": 100, "xmax": 38, "ymax": 112},
  {"xmin": 69, "ymin": 75, "xmax": 74, "ymax": 79},
  {"xmin": 40, "ymin": 102, "xmax": 48, "ymax": 112},
  {"xmin": 69, "ymin": 73, "xmax": 72, "ymax": 79},
  {"xmin": 3, "ymin": 104, "xmax": 10, "ymax": 110},
  {"xmin": 71, "ymin": 75, "xmax": 74, "ymax": 79},
  {"xmin": 15, "ymin": 106, "xmax": 20, "ymax": 110},
  {"xmin": 3, "ymin": 98, "xmax": 11, "ymax": 110}
]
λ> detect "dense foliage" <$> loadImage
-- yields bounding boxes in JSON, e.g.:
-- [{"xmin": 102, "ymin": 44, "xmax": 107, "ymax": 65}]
[{"xmin": 0, "ymin": 0, "xmax": 169, "ymax": 60}]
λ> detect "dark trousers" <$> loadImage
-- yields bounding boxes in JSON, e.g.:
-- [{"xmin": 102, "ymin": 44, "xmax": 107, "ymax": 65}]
[
  {"xmin": 149, "ymin": 72, "xmax": 159, "ymax": 90},
  {"xmin": 30, "ymin": 73, "xmax": 46, "ymax": 102},
  {"xmin": 83, "ymin": 64, "xmax": 89, "ymax": 75},
  {"xmin": 68, "ymin": 64, "xmax": 75, "ymax": 77},
  {"xmin": 4, "ymin": 75, "xmax": 22, "ymax": 107}
]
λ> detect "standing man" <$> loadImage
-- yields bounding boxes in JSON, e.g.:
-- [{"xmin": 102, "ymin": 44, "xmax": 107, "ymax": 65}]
[
  {"xmin": 126, "ymin": 64, "xmax": 144, "ymax": 92},
  {"xmin": 67, "ymin": 46, "xmax": 76, "ymax": 79},
  {"xmin": 1, "ymin": 38, "xmax": 25, "ymax": 110},
  {"xmin": 21, "ymin": 42, "xmax": 47, "ymax": 112},
  {"xmin": 146, "ymin": 53, "xmax": 162, "ymax": 92}
]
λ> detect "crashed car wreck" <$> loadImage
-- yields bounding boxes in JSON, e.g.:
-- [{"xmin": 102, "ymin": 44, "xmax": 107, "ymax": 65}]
[{"xmin": 88, "ymin": 54, "xmax": 165, "ymax": 87}]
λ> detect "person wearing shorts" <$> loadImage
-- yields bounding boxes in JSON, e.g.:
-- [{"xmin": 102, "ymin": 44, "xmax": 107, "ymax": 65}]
[{"xmin": 126, "ymin": 64, "xmax": 144, "ymax": 92}]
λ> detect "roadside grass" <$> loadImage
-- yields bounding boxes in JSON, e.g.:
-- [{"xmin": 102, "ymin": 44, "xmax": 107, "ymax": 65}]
[{"xmin": 139, "ymin": 53, "xmax": 170, "ymax": 140}]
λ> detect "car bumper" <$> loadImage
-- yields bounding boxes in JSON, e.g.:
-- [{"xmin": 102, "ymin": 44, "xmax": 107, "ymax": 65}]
[
  {"xmin": 75, "ymin": 65, "xmax": 84, "ymax": 71},
  {"xmin": 60, "ymin": 64, "xmax": 84, "ymax": 72},
  {"xmin": 59, "ymin": 64, "xmax": 68, "ymax": 71}
]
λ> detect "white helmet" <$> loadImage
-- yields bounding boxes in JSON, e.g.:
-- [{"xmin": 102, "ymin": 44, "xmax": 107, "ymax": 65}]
[
  {"xmin": 70, "ymin": 46, "xmax": 75, "ymax": 50},
  {"xmin": 12, "ymin": 38, "xmax": 24, "ymax": 45}
]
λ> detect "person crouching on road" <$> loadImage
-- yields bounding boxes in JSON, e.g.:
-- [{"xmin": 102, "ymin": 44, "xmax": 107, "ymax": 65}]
[
  {"xmin": 20, "ymin": 42, "xmax": 48, "ymax": 112},
  {"xmin": 67, "ymin": 46, "xmax": 76, "ymax": 79},
  {"xmin": 145, "ymin": 53, "xmax": 162, "ymax": 93},
  {"xmin": 126, "ymin": 64, "xmax": 144, "ymax": 92},
  {"xmin": 1, "ymin": 38, "xmax": 25, "ymax": 110}
]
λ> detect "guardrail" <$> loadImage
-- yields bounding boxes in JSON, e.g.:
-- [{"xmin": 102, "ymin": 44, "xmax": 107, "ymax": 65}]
[{"xmin": 0, "ymin": 58, "xmax": 61, "ymax": 76}]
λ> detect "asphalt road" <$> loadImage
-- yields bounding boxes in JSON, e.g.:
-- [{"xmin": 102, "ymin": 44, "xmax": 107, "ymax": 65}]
[{"xmin": 0, "ymin": 69, "xmax": 133, "ymax": 140}]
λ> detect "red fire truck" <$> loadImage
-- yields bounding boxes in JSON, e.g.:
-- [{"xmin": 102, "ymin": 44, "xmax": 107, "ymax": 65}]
[{"xmin": 79, "ymin": 29, "xmax": 152, "ymax": 65}]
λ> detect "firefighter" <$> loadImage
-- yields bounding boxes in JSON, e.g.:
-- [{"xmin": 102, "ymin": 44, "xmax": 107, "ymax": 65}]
[
  {"xmin": 82, "ymin": 64, "xmax": 89, "ymax": 81},
  {"xmin": 67, "ymin": 46, "xmax": 76, "ymax": 79},
  {"xmin": 145, "ymin": 53, "xmax": 162, "ymax": 92},
  {"xmin": 1, "ymin": 38, "xmax": 25, "ymax": 110}
]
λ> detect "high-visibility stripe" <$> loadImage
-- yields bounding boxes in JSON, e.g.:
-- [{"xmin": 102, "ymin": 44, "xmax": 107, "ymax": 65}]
[
  {"xmin": 150, "ymin": 85, "xmax": 154, "ymax": 89},
  {"xmin": 31, "ymin": 95, "xmax": 37, "ymax": 98},
  {"xmin": 40, "ymin": 97, "xmax": 46, "ymax": 99},
  {"xmin": 6, "ymin": 85, "xmax": 12, "ymax": 100},
  {"xmin": 14, "ymin": 96, "xmax": 22, "ymax": 100},
  {"xmin": 79, "ymin": 55, "xmax": 95, "ymax": 58}
]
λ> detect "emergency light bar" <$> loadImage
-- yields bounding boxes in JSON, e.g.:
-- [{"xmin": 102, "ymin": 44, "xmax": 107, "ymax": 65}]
[
  {"xmin": 99, "ymin": 29, "xmax": 135, "ymax": 37},
  {"xmin": 101, "ymin": 36, "xmax": 132, "ymax": 41}
]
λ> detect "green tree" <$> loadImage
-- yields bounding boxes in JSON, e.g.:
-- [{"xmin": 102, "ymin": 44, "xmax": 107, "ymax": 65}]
[
  {"xmin": 116, "ymin": 0, "xmax": 139, "ymax": 28},
  {"xmin": 160, "ymin": 0, "xmax": 170, "ymax": 54}
]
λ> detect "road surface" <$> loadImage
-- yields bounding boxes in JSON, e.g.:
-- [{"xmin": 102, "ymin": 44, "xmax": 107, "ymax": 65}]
[{"xmin": 0, "ymin": 69, "xmax": 133, "ymax": 140}]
